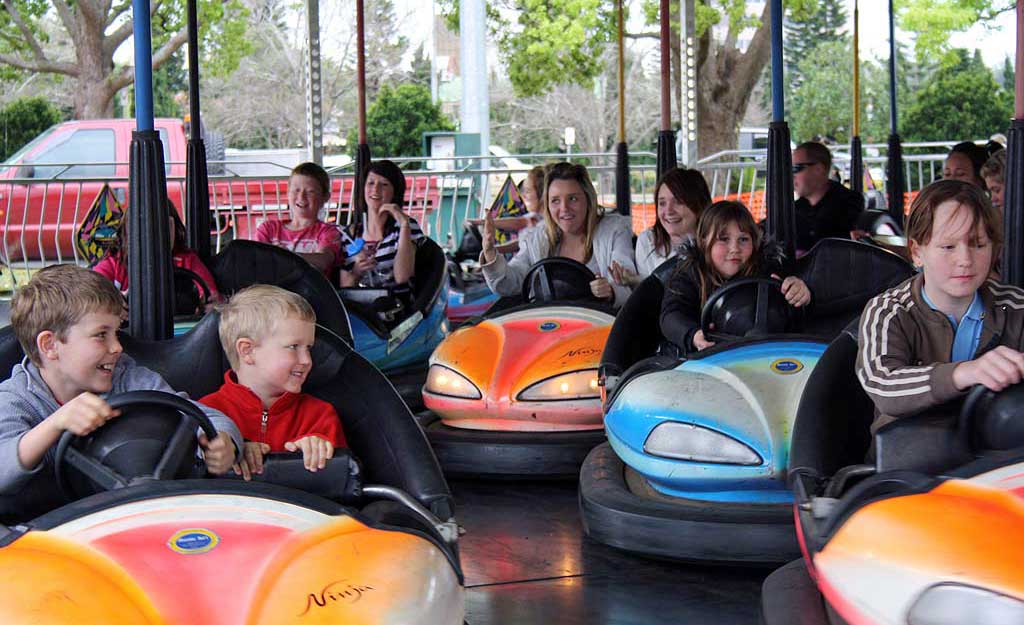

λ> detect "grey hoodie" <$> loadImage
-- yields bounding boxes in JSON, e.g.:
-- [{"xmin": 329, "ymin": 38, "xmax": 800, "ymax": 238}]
[{"xmin": 0, "ymin": 354, "xmax": 243, "ymax": 519}]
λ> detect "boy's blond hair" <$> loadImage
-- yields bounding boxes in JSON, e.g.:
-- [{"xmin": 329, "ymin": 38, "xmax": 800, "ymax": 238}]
[
  {"xmin": 218, "ymin": 285, "xmax": 316, "ymax": 369},
  {"xmin": 10, "ymin": 264, "xmax": 125, "ymax": 366}
]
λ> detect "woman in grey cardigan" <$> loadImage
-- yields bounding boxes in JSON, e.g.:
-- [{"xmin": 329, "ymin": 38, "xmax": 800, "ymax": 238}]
[{"xmin": 480, "ymin": 162, "xmax": 637, "ymax": 307}]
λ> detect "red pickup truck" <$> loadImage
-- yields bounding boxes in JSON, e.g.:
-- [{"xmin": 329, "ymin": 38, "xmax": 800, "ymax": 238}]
[
  {"xmin": 0, "ymin": 118, "xmax": 444, "ymax": 264},
  {"xmin": 0, "ymin": 118, "xmax": 297, "ymax": 263}
]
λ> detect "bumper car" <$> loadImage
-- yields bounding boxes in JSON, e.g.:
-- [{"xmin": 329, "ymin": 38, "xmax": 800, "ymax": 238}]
[
  {"xmin": 205, "ymin": 239, "xmax": 449, "ymax": 411},
  {"xmin": 445, "ymin": 222, "xmax": 498, "ymax": 325},
  {"xmin": 0, "ymin": 312, "xmax": 463, "ymax": 625},
  {"xmin": 580, "ymin": 239, "xmax": 914, "ymax": 563},
  {"xmin": 761, "ymin": 328, "xmax": 1024, "ymax": 625},
  {"xmin": 420, "ymin": 258, "xmax": 613, "ymax": 478}
]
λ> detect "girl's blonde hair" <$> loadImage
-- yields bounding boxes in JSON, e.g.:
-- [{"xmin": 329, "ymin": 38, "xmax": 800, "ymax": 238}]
[
  {"xmin": 541, "ymin": 162, "xmax": 602, "ymax": 263},
  {"xmin": 688, "ymin": 200, "xmax": 764, "ymax": 308}
]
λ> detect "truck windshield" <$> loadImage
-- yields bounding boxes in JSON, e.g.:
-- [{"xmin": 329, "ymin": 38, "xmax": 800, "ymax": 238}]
[{"xmin": 1, "ymin": 125, "xmax": 58, "ymax": 167}]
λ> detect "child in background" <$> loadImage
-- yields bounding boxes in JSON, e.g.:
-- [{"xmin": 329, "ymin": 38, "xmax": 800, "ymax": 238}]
[
  {"xmin": 94, "ymin": 201, "xmax": 221, "ymax": 306},
  {"xmin": 856, "ymin": 180, "xmax": 1024, "ymax": 437},
  {"xmin": 201, "ymin": 285, "xmax": 346, "ymax": 480},
  {"xmin": 660, "ymin": 201, "xmax": 812, "ymax": 354},
  {"xmin": 981, "ymin": 150, "xmax": 1006, "ymax": 212},
  {"xmin": 0, "ymin": 265, "xmax": 240, "ymax": 518},
  {"xmin": 256, "ymin": 162, "xmax": 344, "ymax": 276}
]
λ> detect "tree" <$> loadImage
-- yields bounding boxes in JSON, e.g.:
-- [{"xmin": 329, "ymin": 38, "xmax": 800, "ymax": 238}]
[
  {"xmin": 783, "ymin": 0, "xmax": 846, "ymax": 90},
  {"xmin": 900, "ymin": 0, "xmax": 1013, "ymax": 59},
  {"xmin": 787, "ymin": 39, "xmax": 896, "ymax": 144},
  {"xmin": 359, "ymin": 0, "xmax": 408, "ymax": 99},
  {"xmin": 407, "ymin": 43, "xmax": 432, "ymax": 89},
  {"xmin": 0, "ymin": 0, "xmax": 251, "ymax": 119},
  {"xmin": 349, "ymin": 83, "xmax": 455, "ymax": 162},
  {"xmin": 902, "ymin": 48, "xmax": 1011, "ymax": 142},
  {"xmin": 0, "ymin": 96, "xmax": 64, "ymax": 160}
]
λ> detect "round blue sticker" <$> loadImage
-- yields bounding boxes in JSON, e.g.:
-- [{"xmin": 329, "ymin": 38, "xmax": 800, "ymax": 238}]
[
  {"xmin": 539, "ymin": 321, "xmax": 560, "ymax": 332},
  {"xmin": 770, "ymin": 359, "xmax": 804, "ymax": 375},
  {"xmin": 168, "ymin": 528, "xmax": 219, "ymax": 555}
]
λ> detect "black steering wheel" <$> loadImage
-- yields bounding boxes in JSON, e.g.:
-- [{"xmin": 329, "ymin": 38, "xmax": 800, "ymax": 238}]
[
  {"xmin": 173, "ymin": 266, "xmax": 214, "ymax": 316},
  {"xmin": 959, "ymin": 382, "xmax": 1024, "ymax": 452},
  {"xmin": 699, "ymin": 277, "xmax": 792, "ymax": 342},
  {"xmin": 54, "ymin": 391, "xmax": 218, "ymax": 500},
  {"xmin": 520, "ymin": 257, "xmax": 598, "ymax": 304}
]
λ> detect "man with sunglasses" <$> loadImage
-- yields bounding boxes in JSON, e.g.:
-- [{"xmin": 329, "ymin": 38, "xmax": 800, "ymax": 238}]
[{"xmin": 792, "ymin": 141, "xmax": 864, "ymax": 254}]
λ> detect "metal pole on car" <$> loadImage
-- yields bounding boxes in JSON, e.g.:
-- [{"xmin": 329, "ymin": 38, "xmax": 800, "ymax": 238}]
[
  {"xmin": 850, "ymin": 0, "xmax": 864, "ymax": 196},
  {"xmin": 128, "ymin": 0, "xmax": 173, "ymax": 340},
  {"xmin": 353, "ymin": 0, "xmax": 371, "ymax": 223},
  {"xmin": 656, "ymin": 0, "xmax": 677, "ymax": 179},
  {"xmin": 184, "ymin": 0, "xmax": 211, "ymax": 261},
  {"xmin": 614, "ymin": 0, "xmax": 631, "ymax": 216},
  {"xmin": 885, "ymin": 0, "xmax": 905, "ymax": 225},
  {"xmin": 765, "ymin": 0, "xmax": 796, "ymax": 260},
  {"xmin": 1001, "ymin": 1, "xmax": 1024, "ymax": 287}
]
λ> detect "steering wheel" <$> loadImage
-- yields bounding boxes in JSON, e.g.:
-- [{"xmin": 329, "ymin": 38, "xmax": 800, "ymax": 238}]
[
  {"xmin": 959, "ymin": 382, "xmax": 1024, "ymax": 452},
  {"xmin": 54, "ymin": 391, "xmax": 218, "ymax": 500},
  {"xmin": 173, "ymin": 266, "xmax": 214, "ymax": 315},
  {"xmin": 699, "ymin": 277, "xmax": 792, "ymax": 343},
  {"xmin": 520, "ymin": 257, "xmax": 598, "ymax": 304}
]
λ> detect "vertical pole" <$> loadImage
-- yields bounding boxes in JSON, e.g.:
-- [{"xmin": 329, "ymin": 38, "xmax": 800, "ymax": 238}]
[
  {"xmin": 132, "ymin": 0, "xmax": 155, "ymax": 130},
  {"xmin": 765, "ymin": 0, "xmax": 795, "ymax": 259},
  {"xmin": 679, "ymin": 0, "xmax": 698, "ymax": 165},
  {"xmin": 850, "ymin": 0, "xmax": 864, "ymax": 195},
  {"xmin": 1001, "ymin": 0, "xmax": 1024, "ymax": 286},
  {"xmin": 305, "ymin": 0, "xmax": 323, "ymax": 165},
  {"xmin": 128, "ymin": 0, "xmax": 172, "ymax": 339},
  {"xmin": 460, "ymin": 0, "xmax": 490, "ymax": 210},
  {"xmin": 656, "ymin": 0, "xmax": 677, "ymax": 178},
  {"xmin": 185, "ymin": 0, "xmax": 211, "ymax": 260},
  {"xmin": 354, "ymin": 0, "xmax": 371, "ymax": 222},
  {"xmin": 885, "ymin": 0, "xmax": 905, "ymax": 224},
  {"xmin": 615, "ymin": 0, "xmax": 631, "ymax": 216}
]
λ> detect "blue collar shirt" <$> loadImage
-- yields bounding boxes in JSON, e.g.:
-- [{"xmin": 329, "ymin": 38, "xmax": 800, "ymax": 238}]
[{"xmin": 920, "ymin": 289, "xmax": 985, "ymax": 362}]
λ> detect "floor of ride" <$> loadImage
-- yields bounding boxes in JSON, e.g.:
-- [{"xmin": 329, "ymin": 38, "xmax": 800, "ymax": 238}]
[{"xmin": 453, "ymin": 479, "xmax": 767, "ymax": 625}]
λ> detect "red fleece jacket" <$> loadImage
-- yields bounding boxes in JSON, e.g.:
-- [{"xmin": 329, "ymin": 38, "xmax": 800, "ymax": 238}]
[{"xmin": 200, "ymin": 371, "xmax": 346, "ymax": 450}]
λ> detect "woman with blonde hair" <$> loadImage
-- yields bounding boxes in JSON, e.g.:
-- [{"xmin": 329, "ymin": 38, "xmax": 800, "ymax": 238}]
[{"xmin": 481, "ymin": 161, "xmax": 636, "ymax": 306}]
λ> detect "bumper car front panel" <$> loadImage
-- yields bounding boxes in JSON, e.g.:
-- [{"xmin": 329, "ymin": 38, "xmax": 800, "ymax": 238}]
[
  {"xmin": 605, "ymin": 340, "xmax": 825, "ymax": 502},
  {"xmin": 0, "ymin": 492, "xmax": 464, "ymax": 625}
]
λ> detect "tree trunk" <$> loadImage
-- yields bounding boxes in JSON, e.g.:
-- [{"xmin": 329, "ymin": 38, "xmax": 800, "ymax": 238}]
[
  {"xmin": 694, "ymin": 3, "xmax": 772, "ymax": 159},
  {"xmin": 70, "ymin": 4, "xmax": 117, "ymax": 119}
]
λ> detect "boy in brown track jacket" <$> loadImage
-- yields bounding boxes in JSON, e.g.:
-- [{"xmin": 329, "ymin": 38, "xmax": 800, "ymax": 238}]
[{"xmin": 856, "ymin": 180, "xmax": 1024, "ymax": 435}]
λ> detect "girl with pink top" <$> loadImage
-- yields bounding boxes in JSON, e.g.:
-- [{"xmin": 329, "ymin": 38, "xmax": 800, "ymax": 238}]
[{"xmin": 93, "ymin": 203, "xmax": 221, "ymax": 306}]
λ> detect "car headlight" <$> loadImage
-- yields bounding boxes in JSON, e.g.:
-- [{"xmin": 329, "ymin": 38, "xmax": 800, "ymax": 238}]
[
  {"xmin": 516, "ymin": 369, "xmax": 600, "ymax": 401},
  {"xmin": 424, "ymin": 365, "xmax": 481, "ymax": 399},
  {"xmin": 643, "ymin": 422, "xmax": 762, "ymax": 465},
  {"xmin": 908, "ymin": 583, "xmax": 1024, "ymax": 625}
]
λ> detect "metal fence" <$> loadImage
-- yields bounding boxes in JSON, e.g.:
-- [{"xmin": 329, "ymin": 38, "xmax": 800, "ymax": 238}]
[{"xmin": 0, "ymin": 142, "xmax": 961, "ymax": 293}]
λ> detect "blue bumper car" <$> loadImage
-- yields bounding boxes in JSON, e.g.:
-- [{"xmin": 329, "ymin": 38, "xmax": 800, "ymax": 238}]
[{"xmin": 579, "ymin": 239, "xmax": 913, "ymax": 563}]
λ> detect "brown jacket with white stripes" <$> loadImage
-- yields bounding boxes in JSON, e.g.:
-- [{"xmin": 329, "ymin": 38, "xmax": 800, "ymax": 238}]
[{"xmin": 856, "ymin": 273, "xmax": 1024, "ymax": 434}]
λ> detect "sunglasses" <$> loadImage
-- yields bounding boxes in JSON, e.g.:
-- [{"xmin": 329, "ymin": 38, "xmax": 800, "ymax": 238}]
[{"xmin": 792, "ymin": 162, "xmax": 819, "ymax": 174}]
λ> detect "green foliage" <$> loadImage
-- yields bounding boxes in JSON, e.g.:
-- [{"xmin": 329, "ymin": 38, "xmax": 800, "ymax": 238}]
[
  {"xmin": 499, "ymin": 0, "xmax": 617, "ymax": 98},
  {"xmin": 156, "ymin": 0, "xmax": 252, "ymax": 78},
  {"xmin": 787, "ymin": 39, "xmax": 897, "ymax": 144},
  {"xmin": 0, "ymin": 97, "xmax": 65, "ymax": 161},
  {"xmin": 900, "ymin": 0, "xmax": 1011, "ymax": 58},
  {"xmin": 784, "ymin": 0, "xmax": 846, "ymax": 89},
  {"xmin": 407, "ymin": 43, "xmax": 432, "ymax": 88},
  {"xmin": 902, "ymin": 48, "xmax": 1011, "ymax": 142},
  {"xmin": 153, "ymin": 53, "xmax": 188, "ymax": 118},
  {"xmin": 349, "ymin": 83, "xmax": 455, "ymax": 162}
]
